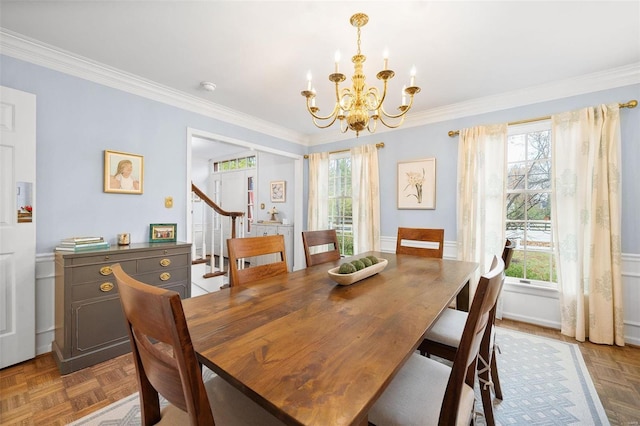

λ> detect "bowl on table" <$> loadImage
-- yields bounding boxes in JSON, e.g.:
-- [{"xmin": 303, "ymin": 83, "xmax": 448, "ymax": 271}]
[{"xmin": 327, "ymin": 258, "xmax": 388, "ymax": 286}]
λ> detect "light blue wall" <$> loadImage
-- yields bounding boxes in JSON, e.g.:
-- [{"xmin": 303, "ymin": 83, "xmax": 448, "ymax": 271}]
[
  {"xmin": 306, "ymin": 84, "xmax": 640, "ymax": 254},
  {"xmin": 2, "ymin": 54, "xmax": 638, "ymax": 254},
  {"xmin": 1, "ymin": 55, "xmax": 304, "ymax": 252}
]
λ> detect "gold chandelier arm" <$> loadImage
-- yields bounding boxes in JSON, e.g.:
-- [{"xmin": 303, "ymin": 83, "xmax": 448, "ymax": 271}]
[
  {"xmin": 377, "ymin": 112, "xmax": 407, "ymax": 129},
  {"xmin": 378, "ymin": 93, "xmax": 416, "ymax": 119},
  {"xmin": 305, "ymin": 97, "xmax": 341, "ymax": 122},
  {"xmin": 312, "ymin": 115, "xmax": 341, "ymax": 129}
]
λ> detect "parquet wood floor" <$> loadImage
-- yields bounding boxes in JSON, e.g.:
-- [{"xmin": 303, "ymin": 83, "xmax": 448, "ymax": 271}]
[{"xmin": 0, "ymin": 320, "xmax": 638, "ymax": 425}]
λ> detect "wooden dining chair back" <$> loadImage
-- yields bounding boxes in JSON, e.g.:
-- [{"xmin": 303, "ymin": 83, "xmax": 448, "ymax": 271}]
[
  {"xmin": 368, "ymin": 256, "xmax": 505, "ymax": 425},
  {"xmin": 112, "ymin": 263, "xmax": 214, "ymax": 425},
  {"xmin": 502, "ymin": 238, "xmax": 515, "ymax": 270},
  {"xmin": 302, "ymin": 229, "xmax": 341, "ymax": 267},
  {"xmin": 439, "ymin": 255, "xmax": 504, "ymax": 423},
  {"xmin": 417, "ymin": 239, "xmax": 514, "ymax": 425},
  {"xmin": 395, "ymin": 227, "xmax": 444, "ymax": 258},
  {"xmin": 227, "ymin": 234, "xmax": 288, "ymax": 287}
]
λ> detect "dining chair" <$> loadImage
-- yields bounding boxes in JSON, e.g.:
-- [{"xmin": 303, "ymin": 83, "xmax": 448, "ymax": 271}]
[
  {"xmin": 111, "ymin": 263, "xmax": 285, "ymax": 426},
  {"xmin": 395, "ymin": 227, "xmax": 444, "ymax": 258},
  {"xmin": 368, "ymin": 255, "xmax": 505, "ymax": 425},
  {"xmin": 301, "ymin": 229, "xmax": 341, "ymax": 267},
  {"xmin": 227, "ymin": 234, "xmax": 288, "ymax": 286},
  {"xmin": 417, "ymin": 239, "xmax": 515, "ymax": 425}
]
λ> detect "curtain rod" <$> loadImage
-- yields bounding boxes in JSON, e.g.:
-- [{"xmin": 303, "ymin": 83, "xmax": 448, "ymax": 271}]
[
  {"xmin": 303, "ymin": 142, "xmax": 385, "ymax": 159},
  {"xmin": 447, "ymin": 99, "xmax": 638, "ymax": 137}
]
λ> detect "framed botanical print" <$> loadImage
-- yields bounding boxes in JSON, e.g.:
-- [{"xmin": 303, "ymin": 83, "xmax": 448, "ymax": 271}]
[
  {"xmin": 270, "ymin": 180, "xmax": 285, "ymax": 202},
  {"xmin": 397, "ymin": 158, "xmax": 436, "ymax": 209}
]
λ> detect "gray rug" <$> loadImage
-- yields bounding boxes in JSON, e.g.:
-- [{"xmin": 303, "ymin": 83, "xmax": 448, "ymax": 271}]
[{"xmin": 69, "ymin": 328, "xmax": 609, "ymax": 425}]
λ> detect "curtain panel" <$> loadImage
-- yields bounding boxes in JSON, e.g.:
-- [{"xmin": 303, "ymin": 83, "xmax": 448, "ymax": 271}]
[
  {"xmin": 306, "ymin": 152, "xmax": 330, "ymax": 231},
  {"xmin": 457, "ymin": 124, "xmax": 508, "ymax": 298},
  {"xmin": 551, "ymin": 104, "xmax": 624, "ymax": 346},
  {"xmin": 351, "ymin": 144, "xmax": 381, "ymax": 253}
]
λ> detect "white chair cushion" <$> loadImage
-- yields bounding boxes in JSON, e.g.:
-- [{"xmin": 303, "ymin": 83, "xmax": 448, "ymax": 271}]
[
  {"xmin": 369, "ymin": 353, "xmax": 474, "ymax": 426},
  {"xmin": 157, "ymin": 368, "xmax": 286, "ymax": 426},
  {"xmin": 424, "ymin": 308, "xmax": 467, "ymax": 348},
  {"xmin": 205, "ymin": 373, "xmax": 286, "ymax": 426}
]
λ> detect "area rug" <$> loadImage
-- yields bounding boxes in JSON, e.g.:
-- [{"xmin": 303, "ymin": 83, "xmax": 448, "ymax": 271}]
[
  {"xmin": 474, "ymin": 327, "xmax": 609, "ymax": 425},
  {"xmin": 69, "ymin": 328, "xmax": 609, "ymax": 425}
]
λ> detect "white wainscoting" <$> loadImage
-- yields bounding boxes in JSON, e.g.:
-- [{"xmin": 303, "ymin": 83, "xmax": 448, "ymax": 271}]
[
  {"xmin": 380, "ymin": 236, "xmax": 640, "ymax": 346},
  {"xmin": 35, "ymin": 253, "xmax": 55, "ymax": 356},
  {"xmin": 34, "ymin": 247, "xmax": 640, "ymax": 355}
]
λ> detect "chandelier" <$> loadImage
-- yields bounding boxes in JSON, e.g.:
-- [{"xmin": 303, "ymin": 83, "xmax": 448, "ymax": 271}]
[{"xmin": 301, "ymin": 13, "xmax": 420, "ymax": 137}]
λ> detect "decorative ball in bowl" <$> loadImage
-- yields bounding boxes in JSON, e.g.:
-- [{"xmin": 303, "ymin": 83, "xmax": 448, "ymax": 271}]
[{"xmin": 327, "ymin": 256, "xmax": 388, "ymax": 286}]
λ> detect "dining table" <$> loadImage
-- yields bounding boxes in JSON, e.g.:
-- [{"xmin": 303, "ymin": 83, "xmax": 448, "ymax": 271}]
[{"xmin": 182, "ymin": 251, "xmax": 478, "ymax": 426}]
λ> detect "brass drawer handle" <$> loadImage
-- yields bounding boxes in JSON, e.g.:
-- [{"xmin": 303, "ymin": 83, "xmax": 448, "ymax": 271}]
[
  {"xmin": 160, "ymin": 272, "xmax": 171, "ymax": 281},
  {"xmin": 100, "ymin": 266, "xmax": 112, "ymax": 276},
  {"xmin": 100, "ymin": 282, "xmax": 114, "ymax": 292},
  {"xmin": 160, "ymin": 258, "xmax": 171, "ymax": 267}
]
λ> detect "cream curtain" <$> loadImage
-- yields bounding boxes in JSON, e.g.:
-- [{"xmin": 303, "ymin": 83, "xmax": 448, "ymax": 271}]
[
  {"xmin": 457, "ymin": 124, "xmax": 508, "ymax": 298},
  {"xmin": 551, "ymin": 104, "xmax": 624, "ymax": 345},
  {"xmin": 351, "ymin": 144, "xmax": 381, "ymax": 253},
  {"xmin": 307, "ymin": 152, "xmax": 330, "ymax": 231}
]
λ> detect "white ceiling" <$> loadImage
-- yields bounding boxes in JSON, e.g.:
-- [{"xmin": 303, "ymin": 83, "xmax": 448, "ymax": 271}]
[{"xmin": 1, "ymin": 1, "xmax": 639, "ymax": 145}]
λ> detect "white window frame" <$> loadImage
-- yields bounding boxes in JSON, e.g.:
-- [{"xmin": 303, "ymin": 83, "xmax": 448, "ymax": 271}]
[
  {"xmin": 327, "ymin": 152, "xmax": 354, "ymax": 256},
  {"xmin": 505, "ymin": 120, "xmax": 557, "ymax": 289}
]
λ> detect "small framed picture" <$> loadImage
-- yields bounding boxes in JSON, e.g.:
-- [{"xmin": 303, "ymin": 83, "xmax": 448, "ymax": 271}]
[
  {"xmin": 104, "ymin": 150, "xmax": 144, "ymax": 194},
  {"xmin": 149, "ymin": 223, "xmax": 177, "ymax": 242},
  {"xmin": 270, "ymin": 180, "xmax": 286, "ymax": 203},
  {"xmin": 397, "ymin": 158, "xmax": 436, "ymax": 209}
]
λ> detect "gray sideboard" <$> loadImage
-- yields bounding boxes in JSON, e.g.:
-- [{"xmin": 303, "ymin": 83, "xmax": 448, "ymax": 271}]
[{"xmin": 52, "ymin": 242, "xmax": 191, "ymax": 374}]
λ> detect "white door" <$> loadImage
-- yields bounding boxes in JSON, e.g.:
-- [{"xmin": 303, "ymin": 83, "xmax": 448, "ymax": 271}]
[{"xmin": 0, "ymin": 86, "xmax": 36, "ymax": 368}]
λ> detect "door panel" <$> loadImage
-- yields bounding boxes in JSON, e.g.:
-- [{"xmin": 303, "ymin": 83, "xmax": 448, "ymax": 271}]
[{"xmin": 0, "ymin": 86, "xmax": 36, "ymax": 368}]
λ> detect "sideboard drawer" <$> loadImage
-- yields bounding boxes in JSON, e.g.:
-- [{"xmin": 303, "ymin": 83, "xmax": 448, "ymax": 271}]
[
  {"xmin": 137, "ymin": 253, "xmax": 189, "ymax": 273},
  {"xmin": 136, "ymin": 267, "xmax": 189, "ymax": 286},
  {"xmin": 70, "ymin": 260, "xmax": 136, "ymax": 284}
]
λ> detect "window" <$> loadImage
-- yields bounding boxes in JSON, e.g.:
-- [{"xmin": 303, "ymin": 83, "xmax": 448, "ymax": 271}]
[
  {"xmin": 328, "ymin": 152, "xmax": 353, "ymax": 256},
  {"xmin": 505, "ymin": 121, "xmax": 557, "ymax": 286},
  {"xmin": 212, "ymin": 155, "xmax": 256, "ymax": 172}
]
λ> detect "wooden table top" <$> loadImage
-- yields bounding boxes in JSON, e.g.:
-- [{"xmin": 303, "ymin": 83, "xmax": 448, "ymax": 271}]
[{"xmin": 182, "ymin": 251, "xmax": 478, "ymax": 426}]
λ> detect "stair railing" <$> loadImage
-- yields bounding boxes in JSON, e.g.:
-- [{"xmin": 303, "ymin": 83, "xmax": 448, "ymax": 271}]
[{"xmin": 191, "ymin": 183, "xmax": 244, "ymax": 286}]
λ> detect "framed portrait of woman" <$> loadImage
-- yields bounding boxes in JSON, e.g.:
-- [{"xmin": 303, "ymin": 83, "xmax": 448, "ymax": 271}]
[{"xmin": 104, "ymin": 150, "xmax": 144, "ymax": 194}]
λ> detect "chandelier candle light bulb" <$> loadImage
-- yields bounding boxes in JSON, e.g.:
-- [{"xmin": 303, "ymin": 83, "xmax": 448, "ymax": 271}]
[{"xmin": 301, "ymin": 12, "xmax": 420, "ymax": 137}]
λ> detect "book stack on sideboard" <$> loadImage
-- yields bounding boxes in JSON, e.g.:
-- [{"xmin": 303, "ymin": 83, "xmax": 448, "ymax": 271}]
[{"xmin": 55, "ymin": 236, "xmax": 110, "ymax": 252}]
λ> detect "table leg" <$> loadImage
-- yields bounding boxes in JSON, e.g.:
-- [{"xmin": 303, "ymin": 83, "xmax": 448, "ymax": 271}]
[{"xmin": 456, "ymin": 280, "xmax": 470, "ymax": 312}]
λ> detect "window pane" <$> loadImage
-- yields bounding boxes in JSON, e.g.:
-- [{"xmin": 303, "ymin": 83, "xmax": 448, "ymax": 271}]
[
  {"xmin": 506, "ymin": 193, "xmax": 526, "ymax": 220},
  {"xmin": 526, "ymin": 130, "xmax": 551, "ymax": 161},
  {"xmin": 525, "ymin": 251, "xmax": 553, "ymax": 281},
  {"xmin": 526, "ymin": 193, "xmax": 550, "ymax": 220},
  {"xmin": 507, "ymin": 164, "xmax": 526, "ymax": 190},
  {"xmin": 506, "ymin": 222, "xmax": 525, "ymax": 243},
  {"xmin": 523, "ymin": 222, "xmax": 552, "ymax": 249},
  {"xmin": 505, "ymin": 249, "xmax": 524, "ymax": 278},
  {"xmin": 528, "ymin": 161, "xmax": 551, "ymax": 189},
  {"xmin": 508, "ymin": 134, "xmax": 526, "ymax": 162}
]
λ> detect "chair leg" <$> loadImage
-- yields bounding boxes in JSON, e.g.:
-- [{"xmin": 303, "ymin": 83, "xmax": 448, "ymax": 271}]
[
  {"xmin": 490, "ymin": 346, "xmax": 503, "ymax": 400},
  {"xmin": 478, "ymin": 359, "xmax": 495, "ymax": 426},
  {"xmin": 477, "ymin": 341, "xmax": 497, "ymax": 426}
]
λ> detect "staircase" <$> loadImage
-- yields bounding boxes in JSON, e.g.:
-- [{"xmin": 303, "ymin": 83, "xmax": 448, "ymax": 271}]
[{"xmin": 191, "ymin": 183, "xmax": 244, "ymax": 292}]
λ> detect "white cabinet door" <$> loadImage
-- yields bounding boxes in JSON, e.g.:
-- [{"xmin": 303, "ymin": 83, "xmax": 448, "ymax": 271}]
[{"xmin": 0, "ymin": 86, "xmax": 36, "ymax": 368}]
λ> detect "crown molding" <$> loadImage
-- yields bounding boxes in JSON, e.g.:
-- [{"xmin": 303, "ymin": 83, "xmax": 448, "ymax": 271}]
[
  {"xmin": 307, "ymin": 62, "xmax": 640, "ymax": 146},
  {"xmin": 0, "ymin": 29, "xmax": 309, "ymax": 146},
  {"xmin": 2, "ymin": 29, "xmax": 637, "ymax": 148}
]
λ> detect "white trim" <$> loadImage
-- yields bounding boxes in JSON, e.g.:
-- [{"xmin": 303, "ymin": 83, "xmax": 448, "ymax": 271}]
[
  {"xmin": 185, "ymin": 129, "xmax": 305, "ymax": 271},
  {"xmin": 0, "ymin": 29, "xmax": 309, "ymax": 146},
  {"xmin": 2, "ymin": 29, "xmax": 638, "ymax": 148}
]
